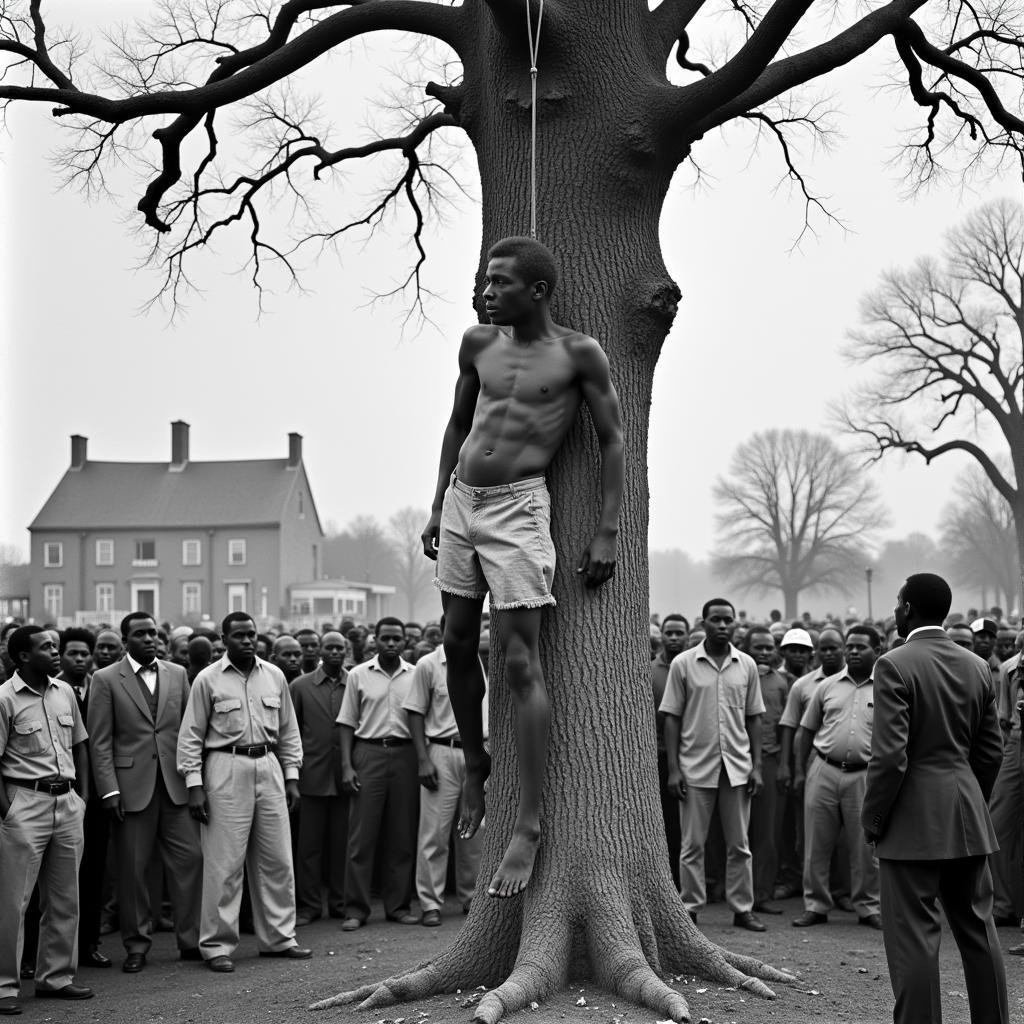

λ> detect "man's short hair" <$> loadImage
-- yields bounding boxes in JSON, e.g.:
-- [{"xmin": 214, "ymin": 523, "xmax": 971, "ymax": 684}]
[
  {"xmin": 221, "ymin": 611, "xmax": 255, "ymax": 636},
  {"xmin": 294, "ymin": 628, "xmax": 319, "ymax": 641},
  {"xmin": 902, "ymin": 573, "xmax": 953, "ymax": 623},
  {"xmin": 661, "ymin": 613, "xmax": 689, "ymax": 631},
  {"xmin": 486, "ymin": 236, "xmax": 559, "ymax": 295},
  {"xmin": 846, "ymin": 623, "xmax": 882, "ymax": 648},
  {"xmin": 375, "ymin": 615, "xmax": 405, "ymax": 635},
  {"xmin": 701, "ymin": 598, "xmax": 735, "ymax": 620},
  {"xmin": 8, "ymin": 625, "xmax": 46, "ymax": 666},
  {"xmin": 60, "ymin": 627, "xmax": 95, "ymax": 655},
  {"xmin": 121, "ymin": 611, "xmax": 156, "ymax": 637},
  {"xmin": 743, "ymin": 625, "xmax": 774, "ymax": 651}
]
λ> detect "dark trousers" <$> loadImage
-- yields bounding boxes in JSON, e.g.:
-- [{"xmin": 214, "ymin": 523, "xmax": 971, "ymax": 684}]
[
  {"xmin": 116, "ymin": 776, "xmax": 202, "ymax": 954},
  {"xmin": 879, "ymin": 855, "xmax": 1008, "ymax": 1024},
  {"xmin": 988, "ymin": 730, "xmax": 1024, "ymax": 919},
  {"xmin": 344, "ymin": 742, "xmax": 418, "ymax": 922},
  {"xmin": 79, "ymin": 797, "xmax": 109, "ymax": 951},
  {"xmin": 657, "ymin": 749, "xmax": 681, "ymax": 890},
  {"xmin": 296, "ymin": 794, "xmax": 349, "ymax": 918},
  {"xmin": 750, "ymin": 751, "xmax": 783, "ymax": 903}
]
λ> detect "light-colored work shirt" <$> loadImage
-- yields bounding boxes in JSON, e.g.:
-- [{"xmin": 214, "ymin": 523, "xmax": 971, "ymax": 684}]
[
  {"xmin": 337, "ymin": 655, "xmax": 415, "ymax": 739},
  {"xmin": 176, "ymin": 655, "xmax": 303, "ymax": 788},
  {"xmin": 779, "ymin": 666, "xmax": 831, "ymax": 730},
  {"xmin": 800, "ymin": 669, "xmax": 874, "ymax": 766},
  {"xmin": 0, "ymin": 673, "xmax": 87, "ymax": 782},
  {"xmin": 658, "ymin": 642, "xmax": 765, "ymax": 788},
  {"xmin": 997, "ymin": 653, "xmax": 1021, "ymax": 731},
  {"xmin": 402, "ymin": 648, "xmax": 488, "ymax": 740},
  {"xmin": 757, "ymin": 666, "xmax": 789, "ymax": 756},
  {"xmin": 126, "ymin": 653, "xmax": 158, "ymax": 695}
]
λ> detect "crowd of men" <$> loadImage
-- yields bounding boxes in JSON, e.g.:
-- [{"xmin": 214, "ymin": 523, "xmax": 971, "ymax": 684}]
[
  {"xmin": 650, "ymin": 603, "xmax": 1024, "ymax": 944},
  {"xmin": 0, "ymin": 595, "xmax": 1019, "ymax": 1016}
]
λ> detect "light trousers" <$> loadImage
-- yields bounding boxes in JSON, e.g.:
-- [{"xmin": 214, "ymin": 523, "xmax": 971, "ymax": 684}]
[
  {"xmin": 679, "ymin": 772, "xmax": 753, "ymax": 914},
  {"xmin": 0, "ymin": 787, "xmax": 84, "ymax": 997},
  {"xmin": 415, "ymin": 743, "xmax": 482, "ymax": 911},
  {"xmin": 198, "ymin": 752, "xmax": 297, "ymax": 959}
]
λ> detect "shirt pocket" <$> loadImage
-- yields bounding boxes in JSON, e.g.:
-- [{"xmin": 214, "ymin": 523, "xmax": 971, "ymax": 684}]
[
  {"xmin": 56, "ymin": 712, "xmax": 76, "ymax": 745},
  {"xmin": 258, "ymin": 694, "xmax": 281, "ymax": 730},
  {"xmin": 11, "ymin": 719, "xmax": 48, "ymax": 756},
  {"xmin": 210, "ymin": 698, "xmax": 244, "ymax": 737},
  {"xmin": 721, "ymin": 679, "xmax": 748, "ymax": 710}
]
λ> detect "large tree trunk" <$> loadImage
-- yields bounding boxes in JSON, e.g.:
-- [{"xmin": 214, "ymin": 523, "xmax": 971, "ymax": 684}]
[{"xmin": 312, "ymin": 5, "xmax": 793, "ymax": 1021}]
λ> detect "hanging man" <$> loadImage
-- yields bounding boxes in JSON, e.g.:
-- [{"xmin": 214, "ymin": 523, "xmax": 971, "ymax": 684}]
[{"xmin": 421, "ymin": 236, "xmax": 624, "ymax": 898}]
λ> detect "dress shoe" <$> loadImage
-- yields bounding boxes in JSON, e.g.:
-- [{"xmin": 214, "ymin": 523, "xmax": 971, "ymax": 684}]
[
  {"xmin": 295, "ymin": 913, "xmax": 320, "ymax": 927},
  {"xmin": 1008, "ymin": 941, "xmax": 1024, "ymax": 956},
  {"xmin": 733, "ymin": 911, "xmax": 767, "ymax": 932},
  {"xmin": 340, "ymin": 918, "xmax": 363, "ymax": 932},
  {"xmin": 859, "ymin": 914, "xmax": 883, "ymax": 930},
  {"xmin": 753, "ymin": 901, "xmax": 784, "ymax": 915},
  {"xmin": 84, "ymin": 948, "xmax": 112, "ymax": 968},
  {"xmin": 179, "ymin": 948, "xmax": 203, "ymax": 961},
  {"xmin": 18, "ymin": 965, "xmax": 33, "ymax": 981},
  {"xmin": 0, "ymin": 997, "xmax": 21, "ymax": 1015},
  {"xmin": 834, "ymin": 895, "xmax": 856, "ymax": 913},
  {"xmin": 993, "ymin": 914, "xmax": 1018, "ymax": 927},
  {"xmin": 259, "ymin": 946, "xmax": 312, "ymax": 959},
  {"xmin": 155, "ymin": 916, "xmax": 175, "ymax": 932},
  {"xmin": 386, "ymin": 912, "xmax": 421, "ymax": 925},
  {"xmin": 207, "ymin": 956, "xmax": 235, "ymax": 973},
  {"xmin": 34, "ymin": 984, "xmax": 94, "ymax": 1000},
  {"xmin": 773, "ymin": 884, "xmax": 800, "ymax": 900},
  {"xmin": 792, "ymin": 911, "xmax": 828, "ymax": 927},
  {"xmin": 122, "ymin": 952, "xmax": 146, "ymax": 973},
  {"xmin": 421, "ymin": 910, "xmax": 442, "ymax": 927}
]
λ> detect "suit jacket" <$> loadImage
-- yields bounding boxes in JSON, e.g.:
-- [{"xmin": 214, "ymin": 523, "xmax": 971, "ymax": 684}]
[
  {"xmin": 87, "ymin": 656, "xmax": 191, "ymax": 812},
  {"xmin": 861, "ymin": 628, "xmax": 1003, "ymax": 860},
  {"xmin": 290, "ymin": 666, "xmax": 347, "ymax": 796}
]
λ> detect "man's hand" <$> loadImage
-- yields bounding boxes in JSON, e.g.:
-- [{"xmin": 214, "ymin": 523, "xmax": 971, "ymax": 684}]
[
  {"xmin": 792, "ymin": 771, "xmax": 806, "ymax": 794},
  {"xmin": 418, "ymin": 757, "xmax": 439, "ymax": 791},
  {"xmin": 864, "ymin": 828, "xmax": 880, "ymax": 846},
  {"xmin": 576, "ymin": 530, "xmax": 616, "ymax": 588},
  {"xmin": 666, "ymin": 769, "xmax": 687, "ymax": 802},
  {"xmin": 775, "ymin": 763, "xmax": 791, "ymax": 791},
  {"xmin": 285, "ymin": 780, "xmax": 301, "ymax": 813},
  {"xmin": 188, "ymin": 786, "xmax": 209, "ymax": 824},
  {"xmin": 103, "ymin": 793, "xmax": 125, "ymax": 823},
  {"xmin": 421, "ymin": 512, "xmax": 442, "ymax": 561},
  {"xmin": 341, "ymin": 765, "xmax": 360, "ymax": 794},
  {"xmin": 746, "ymin": 765, "xmax": 764, "ymax": 797}
]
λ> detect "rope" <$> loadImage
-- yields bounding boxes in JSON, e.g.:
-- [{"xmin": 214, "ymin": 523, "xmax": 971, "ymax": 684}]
[{"xmin": 525, "ymin": 0, "xmax": 544, "ymax": 238}]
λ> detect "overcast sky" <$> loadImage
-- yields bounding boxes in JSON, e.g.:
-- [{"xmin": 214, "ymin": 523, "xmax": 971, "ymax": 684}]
[{"xmin": 1, "ymin": 1, "xmax": 1016, "ymax": 576}]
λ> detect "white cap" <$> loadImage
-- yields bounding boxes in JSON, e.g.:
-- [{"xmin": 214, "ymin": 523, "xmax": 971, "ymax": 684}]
[{"xmin": 781, "ymin": 628, "xmax": 813, "ymax": 649}]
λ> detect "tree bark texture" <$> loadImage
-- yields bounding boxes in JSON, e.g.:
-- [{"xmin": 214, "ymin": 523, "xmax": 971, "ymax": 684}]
[{"xmin": 311, "ymin": 4, "xmax": 793, "ymax": 1020}]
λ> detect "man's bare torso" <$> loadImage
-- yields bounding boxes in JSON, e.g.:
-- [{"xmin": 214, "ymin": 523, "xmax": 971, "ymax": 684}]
[{"xmin": 457, "ymin": 324, "xmax": 587, "ymax": 487}]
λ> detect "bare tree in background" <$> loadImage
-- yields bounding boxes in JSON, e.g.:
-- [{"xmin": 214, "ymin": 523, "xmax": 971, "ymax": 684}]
[
  {"xmin": 323, "ymin": 514, "xmax": 395, "ymax": 585},
  {"xmin": 941, "ymin": 466, "xmax": 1021, "ymax": 612},
  {"xmin": 713, "ymin": 430, "xmax": 887, "ymax": 618},
  {"xmin": 839, "ymin": 199, "xmax": 1024, "ymax": 609},
  {"xmin": 389, "ymin": 506, "xmax": 437, "ymax": 621},
  {"xmin": 1, "ymin": 0, "xmax": 1022, "ymax": 1018}
]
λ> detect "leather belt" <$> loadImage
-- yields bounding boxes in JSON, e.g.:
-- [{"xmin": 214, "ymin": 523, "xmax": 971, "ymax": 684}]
[
  {"xmin": 428, "ymin": 736, "xmax": 463, "ymax": 748},
  {"xmin": 819, "ymin": 753, "xmax": 867, "ymax": 772},
  {"xmin": 229, "ymin": 743, "xmax": 275, "ymax": 758},
  {"xmin": 5, "ymin": 777, "xmax": 73, "ymax": 795},
  {"xmin": 358, "ymin": 737, "xmax": 412, "ymax": 747}
]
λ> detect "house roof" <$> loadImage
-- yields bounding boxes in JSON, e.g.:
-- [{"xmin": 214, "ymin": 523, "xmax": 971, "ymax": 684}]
[
  {"xmin": 30, "ymin": 459, "xmax": 313, "ymax": 531},
  {"xmin": 290, "ymin": 579, "xmax": 397, "ymax": 596}
]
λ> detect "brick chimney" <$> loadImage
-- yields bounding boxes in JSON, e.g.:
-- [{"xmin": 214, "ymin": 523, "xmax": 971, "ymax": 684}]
[
  {"xmin": 170, "ymin": 420, "xmax": 190, "ymax": 471},
  {"xmin": 70, "ymin": 434, "xmax": 88, "ymax": 471},
  {"xmin": 287, "ymin": 432, "xmax": 302, "ymax": 469}
]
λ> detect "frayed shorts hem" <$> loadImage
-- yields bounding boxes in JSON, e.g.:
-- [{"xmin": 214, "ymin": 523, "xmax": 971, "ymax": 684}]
[
  {"xmin": 490, "ymin": 596, "xmax": 557, "ymax": 611},
  {"xmin": 434, "ymin": 579, "xmax": 487, "ymax": 601}
]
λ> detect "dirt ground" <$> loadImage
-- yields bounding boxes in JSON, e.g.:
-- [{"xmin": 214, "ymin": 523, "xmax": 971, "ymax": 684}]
[{"xmin": 18, "ymin": 896, "xmax": 1024, "ymax": 1024}]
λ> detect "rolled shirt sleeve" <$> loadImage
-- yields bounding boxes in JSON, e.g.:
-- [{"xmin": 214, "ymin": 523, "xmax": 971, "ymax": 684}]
[{"xmin": 177, "ymin": 670, "xmax": 213, "ymax": 788}]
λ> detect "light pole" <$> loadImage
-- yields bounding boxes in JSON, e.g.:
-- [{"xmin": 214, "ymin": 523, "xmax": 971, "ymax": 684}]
[{"xmin": 865, "ymin": 566, "xmax": 874, "ymax": 621}]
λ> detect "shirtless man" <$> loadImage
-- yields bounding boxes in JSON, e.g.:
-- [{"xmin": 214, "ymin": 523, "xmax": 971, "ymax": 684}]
[{"xmin": 422, "ymin": 236, "xmax": 624, "ymax": 898}]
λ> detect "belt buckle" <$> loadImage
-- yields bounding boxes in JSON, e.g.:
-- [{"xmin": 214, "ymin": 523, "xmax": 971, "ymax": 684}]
[
  {"xmin": 840, "ymin": 761, "xmax": 850, "ymax": 772},
  {"xmin": 250, "ymin": 745, "xmax": 265, "ymax": 757},
  {"xmin": 47, "ymin": 782, "xmax": 62, "ymax": 795}
]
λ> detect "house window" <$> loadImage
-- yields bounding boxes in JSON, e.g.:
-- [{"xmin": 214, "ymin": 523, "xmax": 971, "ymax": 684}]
[
  {"xmin": 43, "ymin": 584, "xmax": 63, "ymax": 620},
  {"xmin": 43, "ymin": 542, "xmax": 63, "ymax": 568},
  {"xmin": 182, "ymin": 582, "xmax": 202, "ymax": 616},
  {"xmin": 182, "ymin": 539, "xmax": 201, "ymax": 566},
  {"xmin": 133, "ymin": 539, "xmax": 157, "ymax": 567},
  {"xmin": 95, "ymin": 539, "xmax": 114, "ymax": 566},
  {"xmin": 228, "ymin": 539, "xmax": 247, "ymax": 566},
  {"xmin": 227, "ymin": 583, "xmax": 247, "ymax": 613},
  {"xmin": 95, "ymin": 583, "xmax": 114, "ymax": 614}
]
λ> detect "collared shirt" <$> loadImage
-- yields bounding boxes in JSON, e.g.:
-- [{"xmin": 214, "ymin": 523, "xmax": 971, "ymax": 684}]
[
  {"xmin": 779, "ymin": 666, "xmax": 830, "ymax": 730},
  {"xmin": 337, "ymin": 655, "xmax": 415, "ymax": 739},
  {"xmin": 800, "ymin": 669, "xmax": 874, "ymax": 765},
  {"xmin": 402, "ymin": 648, "xmax": 489, "ymax": 740},
  {"xmin": 757, "ymin": 666, "xmax": 789, "ymax": 756},
  {"xmin": 997, "ymin": 652, "xmax": 1022, "ymax": 731},
  {"xmin": 126, "ymin": 653, "xmax": 158, "ymax": 695},
  {"xmin": 658, "ymin": 642, "xmax": 765, "ymax": 788},
  {"xmin": 58, "ymin": 670, "xmax": 92, "ymax": 704},
  {"xmin": 0, "ymin": 673, "xmax": 87, "ymax": 782},
  {"xmin": 176, "ymin": 655, "xmax": 303, "ymax": 788},
  {"xmin": 650, "ymin": 651, "xmax": 672, "ymax": 755}
]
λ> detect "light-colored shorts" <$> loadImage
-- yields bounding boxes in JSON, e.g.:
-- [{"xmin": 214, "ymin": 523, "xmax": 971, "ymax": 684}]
[{"xmin": 434, "ymin": 473, "xmax": 556, "ymax": 610}]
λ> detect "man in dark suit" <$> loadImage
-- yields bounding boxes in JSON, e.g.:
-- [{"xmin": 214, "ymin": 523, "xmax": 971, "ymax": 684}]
[
  {"xmin": 290, "ymin": 630, "xmax": 349, "ymax": 924},
  {"xmin": 88, "ymin": 612, "xmax": 203, "ymax": 973},
  {"xmin": 862, "ymin": 573, "xmax": 1007, "ymax": 1024}
]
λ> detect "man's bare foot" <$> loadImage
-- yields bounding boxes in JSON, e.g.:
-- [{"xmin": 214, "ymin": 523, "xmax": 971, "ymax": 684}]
[
  {"xmin": 458, "ymin": 752, "xmax": 491, "ymax": 839},
  {"xmin": 487, "ymin": 826, "xmax": 541, "ymax": 898}
]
